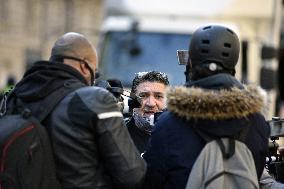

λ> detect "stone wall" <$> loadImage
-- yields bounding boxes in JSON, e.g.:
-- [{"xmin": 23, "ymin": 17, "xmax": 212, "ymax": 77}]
[{"xmin": 0, "ymin": 0, "xmax": 103, "ymax": 87}]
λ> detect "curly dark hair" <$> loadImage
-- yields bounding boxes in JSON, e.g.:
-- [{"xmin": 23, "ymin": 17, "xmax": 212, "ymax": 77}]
[{"xmin": 131, "ymin": 71, "xmax": 169, "ymax": 93}]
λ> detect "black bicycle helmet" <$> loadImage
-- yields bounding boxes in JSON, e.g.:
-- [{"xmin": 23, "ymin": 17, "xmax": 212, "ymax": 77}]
[{"xmin": 189, "ymin": 25, "xmax": 240, "ymax": 72}]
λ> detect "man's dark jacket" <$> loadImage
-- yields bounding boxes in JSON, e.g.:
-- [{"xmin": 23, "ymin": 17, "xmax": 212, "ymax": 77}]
[
  {"xmin": 7, "ymin": 61, "xmax": 146, "ymax": 189},
  {"xmin": 126, "ymin": 117, "xmax": 151, "ymax": 154},
  {"xmin": 143, "ymin": 73, "xmax": 270, "ymax": 189}
]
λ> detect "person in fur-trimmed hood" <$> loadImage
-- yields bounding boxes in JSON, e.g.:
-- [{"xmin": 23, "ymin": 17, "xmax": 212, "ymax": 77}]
[{"xmin": 142, "ymin": 25, "xmax": 270, "ymax": 189}]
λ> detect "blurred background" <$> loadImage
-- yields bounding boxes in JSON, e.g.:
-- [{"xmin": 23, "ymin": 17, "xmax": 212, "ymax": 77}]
[
  {"xmin": 1, "ymin": 0, "xmax": 284, "ymax": 119},
  {"xmin": 0, "ymin": 0, "xmax": 103, "ymax": 85}
]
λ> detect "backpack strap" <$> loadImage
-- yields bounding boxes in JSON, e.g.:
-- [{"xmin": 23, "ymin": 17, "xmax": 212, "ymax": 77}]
[
  {"xmin": 6, "ymin": 81, "xmax": 84, "ymax": 122},
  {"xmin": 36, "ymin": 81, "xmax": 85, "ymax": 122},
  {"xmin": 215, "ymin": 126, "xmax": 250, "ymax": 159},
  {"xmin": 0, "ymin": 93, "xmax": 7, "ymax": 117},
  {"xmin": 192, "ymin": 123, "xmax": 251, "ymax": 159},
  {"xmin": 193, "ymin": 126, "xmax": 236, "ymax": 159},
  {"xmin": 1, "ymin": 89, "xmax": 19, "ymax": 116},
  {"xmin": 216, "ymin": 138, "xmax": 235, "ymax": 159}
]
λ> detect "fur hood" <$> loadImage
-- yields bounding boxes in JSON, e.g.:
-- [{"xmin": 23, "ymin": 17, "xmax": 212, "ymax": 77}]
[{"xmin": 167, "ymin": 85, "xmax": 265, "ymax": 120}]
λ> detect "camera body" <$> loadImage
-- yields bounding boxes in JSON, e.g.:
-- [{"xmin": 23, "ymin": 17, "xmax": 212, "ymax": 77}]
[
  {"xmin": 267, "ymin": 117, "xmax": 284, "ymax": 182},
  {"xmin": 94, "ymin": 79, "xmax": 124, "ymax": 112}
]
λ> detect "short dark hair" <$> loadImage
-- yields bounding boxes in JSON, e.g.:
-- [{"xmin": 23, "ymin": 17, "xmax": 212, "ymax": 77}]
[{"xmin": 131, "ymin": 71, "xmax": 169, "ymax": 93}]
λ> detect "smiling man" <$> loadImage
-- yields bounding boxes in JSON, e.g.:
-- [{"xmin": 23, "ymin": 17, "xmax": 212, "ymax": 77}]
[{"xmin": 126, "ymin": 71, "xmax": 169, "ymax": 154}]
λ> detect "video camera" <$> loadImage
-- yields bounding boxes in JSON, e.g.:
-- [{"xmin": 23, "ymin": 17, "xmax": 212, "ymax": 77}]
[
  {"xmin": 266, "ymin": 117, "xmax": 284, "ymax": 182},
  {"xmin": 94, "ymin": 79, "xmax": 141, "ymax": 116},
  {"xmin": 94, "ymin": 79, "xmax": 125, "ymax": 112}
]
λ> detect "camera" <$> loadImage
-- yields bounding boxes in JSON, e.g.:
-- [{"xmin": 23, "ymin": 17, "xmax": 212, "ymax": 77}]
[
  {"xmin": 177, "ymin": 50, "xmax": 189, "ymax": 65},
  {"xmin": 266, "ymin": 117, "xmax": 284, "ymax": 182},
  {"xmin": 94, "ymin": 79, "xmax": 124, "ymax": 112}
]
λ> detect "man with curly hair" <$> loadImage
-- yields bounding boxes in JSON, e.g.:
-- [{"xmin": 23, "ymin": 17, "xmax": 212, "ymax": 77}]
[{"xmin": 126, "ymin": 71, "xmax": 169, "ymax": 154}]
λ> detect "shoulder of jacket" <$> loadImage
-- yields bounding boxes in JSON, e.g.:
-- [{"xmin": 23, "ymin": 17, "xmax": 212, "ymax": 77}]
[
  {"xmin": 75, "ymin": 86, "xmax": 114, "ymax": 100},
  {"xmin": 75, "ymin": 85, "xmax": 108, "ymax": 93},
  {"xmin": 70, "ymin": 86, "xmax": 120, "ymax": 115}
]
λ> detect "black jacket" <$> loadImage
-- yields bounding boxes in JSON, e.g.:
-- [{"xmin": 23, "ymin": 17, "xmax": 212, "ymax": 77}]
[
  {"xmin": 126, "ymin": 117, "xmax": 151, "ymax": 154},
  {"xmin": 8, "ymin": 61, "xmax": 146, "ymax": 189},
  {"xmin": 143, "ymin": 73, "xmax": 270, "ymax": 189}
]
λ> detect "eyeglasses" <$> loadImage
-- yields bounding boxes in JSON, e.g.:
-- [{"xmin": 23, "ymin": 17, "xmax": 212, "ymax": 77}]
[
  {"xmin": 59, "ymin": 55, "xmax": 100, "ymax": 84},
  {"xmin": 61, "ymin": 55, "xmax": 90, "ymax": 66}
]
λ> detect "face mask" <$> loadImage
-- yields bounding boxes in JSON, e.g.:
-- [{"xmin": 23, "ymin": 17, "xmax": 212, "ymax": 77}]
[{"xmin": 133, "ymin": 108, "xmax": 154, "ymax": 135}]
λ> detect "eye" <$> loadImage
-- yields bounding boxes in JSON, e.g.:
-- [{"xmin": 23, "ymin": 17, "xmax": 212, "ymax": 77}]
[
  {"xmin": 138, "ymin": 93, "xmax": 148, "ymax": 99},
  {"xmin": 155, "ymin": 94, "xmax": 164, "ymax": 100}
]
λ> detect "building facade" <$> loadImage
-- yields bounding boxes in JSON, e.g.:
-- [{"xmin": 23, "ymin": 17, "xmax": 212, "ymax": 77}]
[{"xmin": 0, "ymin": 0, "xmax": 103, "ymax": 88}]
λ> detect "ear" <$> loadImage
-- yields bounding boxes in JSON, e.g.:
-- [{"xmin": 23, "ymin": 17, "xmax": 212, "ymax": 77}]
[{"xmin": 79, "ymin": 63, "xmax": 89, "ymax": 76}]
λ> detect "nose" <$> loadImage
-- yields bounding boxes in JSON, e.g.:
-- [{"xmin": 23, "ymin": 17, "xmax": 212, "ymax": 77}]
[{"xmin": 145, "ymin": 96, "xmax": 156, "ymax": 107}]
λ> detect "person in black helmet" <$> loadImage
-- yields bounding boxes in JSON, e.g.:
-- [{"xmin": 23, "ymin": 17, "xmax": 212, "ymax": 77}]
[
  {"xmin": 142, "ymin": 25, "xmax": 270, "ymax": 189},
  {"xmin": 6, "ymin": 32, "xmax": 146, "ymax": 189}
]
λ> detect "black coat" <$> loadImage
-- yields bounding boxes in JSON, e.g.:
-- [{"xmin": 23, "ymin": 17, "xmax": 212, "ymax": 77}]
[
  {"xmin": 143, "ymin": 74, "xmax": 270, "ymax": 189},
  {"xmin": 8, "ymin": 61, "xmax": 146, "ymax": 189},
  {"xmin": 126, "ymin": 117, "xmax": 151, "ymax": 154}
]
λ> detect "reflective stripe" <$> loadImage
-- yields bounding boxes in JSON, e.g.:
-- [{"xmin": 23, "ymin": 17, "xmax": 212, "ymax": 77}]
[{"xmin": 97, "ymin": 112, "xmax": 123, "ymax": 119}]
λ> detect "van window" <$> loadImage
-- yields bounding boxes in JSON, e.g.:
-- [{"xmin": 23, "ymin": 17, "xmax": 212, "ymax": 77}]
[{"xmin": 99, "ymin": 31, "xmax": 191, "ymax": 87}]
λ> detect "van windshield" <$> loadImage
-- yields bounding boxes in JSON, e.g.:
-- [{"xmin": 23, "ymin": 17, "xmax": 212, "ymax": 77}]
[{"xmin": 99, "ymin": 31, "xmax": 191, "ymax": 88}]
